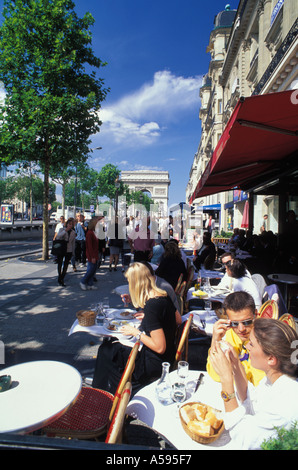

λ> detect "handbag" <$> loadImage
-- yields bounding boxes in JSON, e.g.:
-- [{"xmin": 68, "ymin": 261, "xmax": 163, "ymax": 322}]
[{"xmin": 51, "ymin": 239, "xmax": 67, "ymax": 257}]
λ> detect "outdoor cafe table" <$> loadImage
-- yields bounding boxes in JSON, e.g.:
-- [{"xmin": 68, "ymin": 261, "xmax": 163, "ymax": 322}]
[
  {"xmin": 187, "ymin": 286, "xmax": 228, "ymax": 304},
  {"xmin": 267, "ymin": 273, "xmax": 298, "ymax": 309},
  {"xmin": 182, "ymin": 311, "xmax": 217, "ymax": 337},
  {"xmin": 0, "ymin": 360, "xmax": 82, "ymax": 434},
  {"xmin": 68, "ymin": 308, "xmax": 140, "ymax": 348},
  {"xmin": 126, "ymin": 369, "xmax": 232, "ymax": 450}
]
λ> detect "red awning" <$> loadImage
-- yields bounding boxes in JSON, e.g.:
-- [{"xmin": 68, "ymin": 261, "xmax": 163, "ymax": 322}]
[{"xmin": 189, "ymin": 90, "xmax": 298, "ymax": 203}]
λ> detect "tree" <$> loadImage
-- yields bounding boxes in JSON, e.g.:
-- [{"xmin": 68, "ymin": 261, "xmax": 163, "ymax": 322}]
[{"xmin": 0, "ymin": 0, "xmax": 108, "ymax": 259}]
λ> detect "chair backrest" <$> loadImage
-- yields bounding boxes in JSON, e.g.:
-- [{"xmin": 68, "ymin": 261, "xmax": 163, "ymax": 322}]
[
  {"xmin": 279, "ymin": 314, "xmax": 297, "ymax": 331},
  {"xmin": 184, "ymin": 266, "xmax": 195, "ymax": 295},
  {"xmin": 258, "ymin": 300, "xmax": 279, "ymax": 319},
  {"xmin": 263, "ymin": 284, "xmax": 287, "ymax": 316},
  {"xmin": 177, "ymin": 280, "xmax": 186, "ymax": 298},
  {"xmin": 109, "ymin": 341, "xmax": 140, "ymax": 422},
  {"xmin": 252, "ymin": 273, "xmax": 267, "ymax": 298},
  {"xmin": 173, "ymin": 313, "xmax": 193, "ymax": 368},
  {"xmin": 175, "ymin": 273, "xmax": 183, "ymax": 293},
  {"xmin": 176, "ymin": 293, "xmax": 184, "ymax": 317},
  {"xmin": 105, "ymin": 382, "xmax": 132, "ymax": 444}
]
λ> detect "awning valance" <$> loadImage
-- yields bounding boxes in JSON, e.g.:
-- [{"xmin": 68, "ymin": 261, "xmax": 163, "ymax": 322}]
[{"xmin": 189, "ymin": 90, "xmax": 298, "ymax": 203}]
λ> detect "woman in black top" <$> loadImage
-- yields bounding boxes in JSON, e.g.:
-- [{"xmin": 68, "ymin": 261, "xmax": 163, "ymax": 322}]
[
  {"xmin": 155, "ymin": 239, "xmax": 187, "ymax": 290},
  {"xmin": 92, "ymin": 262, "xmax": 177, "ymax": 395}
]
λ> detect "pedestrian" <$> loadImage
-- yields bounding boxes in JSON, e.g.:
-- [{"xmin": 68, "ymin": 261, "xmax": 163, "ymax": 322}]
[
  {"xmin": 107, "ymin": 217, "xmax": 123, "ymax": 271},
  {"xmin": 75, "ymin": 213, "xmax": 87, "ymax": 267},
  {"xmin": 80, "ymin": 217, "xmax": 100, "ymax": 291},
  {"xmin": 55, "ymin": 218, "xmax": 76, "ymax": 287}
]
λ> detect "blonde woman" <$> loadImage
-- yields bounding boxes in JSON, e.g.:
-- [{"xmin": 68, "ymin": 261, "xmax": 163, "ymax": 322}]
[{"xmin": 92, "ymin": 262, "xmax": 177, "ymax": 395}]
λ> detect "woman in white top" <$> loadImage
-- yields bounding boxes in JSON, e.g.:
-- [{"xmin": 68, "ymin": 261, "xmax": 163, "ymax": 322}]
[
  {"xmin": 210, "ymin": 318, "xmax": 298, "ymax": 450},
  {"xmin": 225, "ymin": 259, "xmax": 262, "ymax": 310}
]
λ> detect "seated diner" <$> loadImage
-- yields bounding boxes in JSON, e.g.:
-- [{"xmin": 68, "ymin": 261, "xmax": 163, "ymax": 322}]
[
  {"xmin": 92, "ymin": 262, "xmax": 177, "ymax": 396},
  {"xmin": 207, "ymin": 291, "xmax": 265, "ymax": 386},
  {"xmin": 210, "ymin": 318, "xmax": 298, "ymax": 450}
]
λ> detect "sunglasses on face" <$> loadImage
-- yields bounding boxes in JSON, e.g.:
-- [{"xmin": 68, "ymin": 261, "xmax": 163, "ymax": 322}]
[{"xmin": 230, "ymin": 319, "xmax": 254, "ymax": 328}]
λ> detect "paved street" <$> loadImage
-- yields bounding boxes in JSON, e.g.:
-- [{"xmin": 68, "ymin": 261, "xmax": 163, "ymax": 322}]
[{"xmin": 0, "ymin": 251, "xmax": 127, "ymax": 378}]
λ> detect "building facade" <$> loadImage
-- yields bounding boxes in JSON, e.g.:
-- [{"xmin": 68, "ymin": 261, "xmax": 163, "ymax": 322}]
[{"xmin": 186, "ymin": 0, "xmax": 298, "ymax": 235}]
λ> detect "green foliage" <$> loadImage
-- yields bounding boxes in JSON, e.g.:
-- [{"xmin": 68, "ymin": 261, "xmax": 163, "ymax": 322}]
[
  {"xmin": 0, "ymin": 0, "xmax": 108, "ymax": 257},
  {"xmin": 261, "ymin": 422, "xmax": 298, "ymax": 450}
]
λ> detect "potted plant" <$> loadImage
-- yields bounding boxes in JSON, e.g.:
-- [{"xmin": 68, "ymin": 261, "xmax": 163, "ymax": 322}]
[{"xmin": 261, "ymin": 422, "xmax": 298, "ymax": 450}]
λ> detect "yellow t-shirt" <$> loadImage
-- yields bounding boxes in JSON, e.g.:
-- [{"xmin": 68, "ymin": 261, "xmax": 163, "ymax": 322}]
[{"xmin": 206, "ymin": 328, "xmax": 265, "ymax": 386}]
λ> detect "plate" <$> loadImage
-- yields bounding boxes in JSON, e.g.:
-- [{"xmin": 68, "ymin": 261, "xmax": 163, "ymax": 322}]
[
  {"xmin": 114, "ymin": 309, "xmax": 136, "ymax": 320},
  {"xmin": 103, "ymin": 319, "xmax": 131, "ymax": 333}
]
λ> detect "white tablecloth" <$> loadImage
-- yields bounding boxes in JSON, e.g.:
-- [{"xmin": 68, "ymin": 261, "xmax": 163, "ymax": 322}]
[
  {"xmin": 182, "ymin": 311, "xmax": 217, "ymax": 336},
  {"xmin": 126, "ymin": 370, "xmax": 232, "ymax": 450},
  {"xmin": 187, "ymin": 286, "xmax": 229, "ymax": 303},
  {"xmin": 68, "ymin": 308, "xmax": 140, "ymax": 348}
]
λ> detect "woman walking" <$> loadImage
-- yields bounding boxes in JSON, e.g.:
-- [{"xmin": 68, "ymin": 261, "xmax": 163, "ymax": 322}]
[{"xmin": 80, "ymin": 217, "xmax": 99, "ymax": 291}]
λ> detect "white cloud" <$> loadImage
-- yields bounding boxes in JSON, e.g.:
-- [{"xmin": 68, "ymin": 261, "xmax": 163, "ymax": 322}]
[{"xmin": 99, "ymin": 70, "xmax": 202, "ymax": 147}]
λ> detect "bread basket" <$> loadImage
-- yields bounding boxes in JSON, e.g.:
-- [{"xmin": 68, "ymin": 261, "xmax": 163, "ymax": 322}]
[
  {"xmin": 179, "ymin": 402, "xmax": 224, "ymax": 444},
  {"xmin": 76, "ymin": 310, "xmax": 96, "ymax": 327}
]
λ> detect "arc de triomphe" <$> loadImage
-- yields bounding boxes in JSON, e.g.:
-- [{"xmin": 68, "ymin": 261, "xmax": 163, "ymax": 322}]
[{"xmin": 121, "ymin": 170, "xmax": 170, "ymax": 216}]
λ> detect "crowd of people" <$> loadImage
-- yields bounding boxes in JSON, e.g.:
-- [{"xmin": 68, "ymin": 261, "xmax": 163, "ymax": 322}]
[{"xmin": 51, "ymin": 211, "xmax": 298, "ymax": 449}]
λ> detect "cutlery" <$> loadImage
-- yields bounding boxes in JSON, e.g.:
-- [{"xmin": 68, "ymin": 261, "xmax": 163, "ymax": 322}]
[{"xmin": 194, "ymin": 373, "xmax": 204, "ymax": 392}]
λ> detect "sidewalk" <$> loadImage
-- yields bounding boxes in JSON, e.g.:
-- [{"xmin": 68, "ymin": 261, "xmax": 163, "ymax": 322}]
[
  {"xmin": 0, "ymin": 251, "xmax": 175, "ymax": 449},
  {"xmin": 0, "ymin": 251, "xmax": 127, "ymax": 378}
]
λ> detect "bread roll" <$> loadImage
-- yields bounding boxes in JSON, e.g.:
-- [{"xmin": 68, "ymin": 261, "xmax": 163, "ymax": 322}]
[
  {"xmin": 187, "ymin": 420, "xmax": 214, "ymax": 437},
  {"xmin": 180, "ymin": 405, "xmax": 196, "ymax": 424},
  {"xmin": 192, "ymin": 403, "xmax": 207, "ymax": 420},
  {"xmin": 205, "ymin": 410, "xmax": 223, "ymax": 431}
]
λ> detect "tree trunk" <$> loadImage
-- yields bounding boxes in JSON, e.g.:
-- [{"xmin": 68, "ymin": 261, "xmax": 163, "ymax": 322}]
[{"xmin": 42, "ymin": 141, "xmax": 50, "ymax": 260}]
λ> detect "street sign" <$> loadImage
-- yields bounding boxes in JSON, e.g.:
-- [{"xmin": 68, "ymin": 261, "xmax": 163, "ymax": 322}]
[{"xmin": 90, "ymin": 205, "xmax": 95, "ymax": 212}]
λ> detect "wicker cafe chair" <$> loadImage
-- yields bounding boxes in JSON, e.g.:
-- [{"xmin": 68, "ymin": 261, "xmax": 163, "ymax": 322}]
[
  {"xmin": 105, "ymin": 382, "xmax": 132, "ymax": 444},
  {"xmin": 43, "ymin": 342, "xmax": 140, "ymax": 440},
  {"xmin": 279, "ymin": 314, "xmax": 297, "ymax": 331},
  {"xmin": 176, "ymin": 280, "xmax": 187, "ymax": 298},
  {"xmin": 175, "ymin": 273, "xmax": 183, "ymax": 293},
  {"xmin": 257, "ymin": 300, "xmax": 279, "ymax": 319},
  {"xmin": 172, "ymin": 313, "xmax": 193, "ymax": 370}
]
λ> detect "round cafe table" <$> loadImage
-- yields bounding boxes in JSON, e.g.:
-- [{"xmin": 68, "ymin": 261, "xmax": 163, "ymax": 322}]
[
  {"xmin": 0, "ymin": 360, "xmax": 82, "ymax": 434},
  {"xmin": 268, "ymin": 273, "xmax": 298, "ymax": 309}
]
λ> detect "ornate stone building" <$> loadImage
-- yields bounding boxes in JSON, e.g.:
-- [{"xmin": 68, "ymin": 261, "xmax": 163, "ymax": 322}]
[{"xmin": 186, "ymin": 0, "xmax": 298, "ymax": 234}]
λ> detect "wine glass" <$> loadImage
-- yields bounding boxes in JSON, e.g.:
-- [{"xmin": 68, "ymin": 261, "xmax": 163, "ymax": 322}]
[{"xmin": 172, "ymin": 381, "xmax": 187, "ymax": 418}]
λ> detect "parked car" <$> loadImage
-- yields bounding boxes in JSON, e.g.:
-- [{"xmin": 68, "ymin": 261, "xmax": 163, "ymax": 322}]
[{"xmin": 50, "ymin": 212, "xmax": 57, "ymax": 221}]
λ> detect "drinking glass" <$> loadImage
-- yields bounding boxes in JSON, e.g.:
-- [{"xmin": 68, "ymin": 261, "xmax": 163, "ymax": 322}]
[
  {"xmin": 172, "ymin": 381, "xmax": 186, "ymax": 417},
  {"xmin": 102, "ymin": 299, "xmax": 110, "ymax": 318},
  {"xmin": 177, "ymin": 361, "xmax": 189, "ymax": 383}
]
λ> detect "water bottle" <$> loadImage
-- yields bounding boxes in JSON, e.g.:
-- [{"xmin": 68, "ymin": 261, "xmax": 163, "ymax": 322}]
[{"xmin": 155, "ymin": 362, "xmax": 173, "ymax": 405}]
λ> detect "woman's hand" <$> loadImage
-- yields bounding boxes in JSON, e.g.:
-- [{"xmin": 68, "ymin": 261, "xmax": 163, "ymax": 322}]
[
  {"xmin": 134, "ymin": 311, "xmax": 144, "ymax": 320},
  {"xmin": 121, "ymin": 293, "xmax": 131, "ymax": 305},
  {"xmin": 209, "ymin": 341, "xmax": 233, "ymax": 382},
  {"xmin": 120, "ymin": 324, "xmax": 139, "ymax": 337}
]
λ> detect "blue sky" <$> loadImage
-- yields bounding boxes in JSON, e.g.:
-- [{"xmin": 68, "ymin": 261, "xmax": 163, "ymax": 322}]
[
  {"xmin": 1, "ymin": 0, "xmax": 239, "ymax": 207},
  {"xmin": 74, "ymin": 0, "xmax": 239, "ymax": 207}
]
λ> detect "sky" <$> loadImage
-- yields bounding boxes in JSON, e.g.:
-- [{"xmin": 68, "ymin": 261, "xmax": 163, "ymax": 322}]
[{"xmin": 0, "ymin": 0, "xmax": 239, "ymax": 208}]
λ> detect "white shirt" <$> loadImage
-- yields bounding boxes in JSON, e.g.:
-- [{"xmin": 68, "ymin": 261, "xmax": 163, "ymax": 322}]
[
  {"xmin": 224, "ymin": 374, "xmax": 298, "ymax": 450},
  {"xmin": 231, "ymin": 275, "xmax": 262, "ymax": 310}
]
